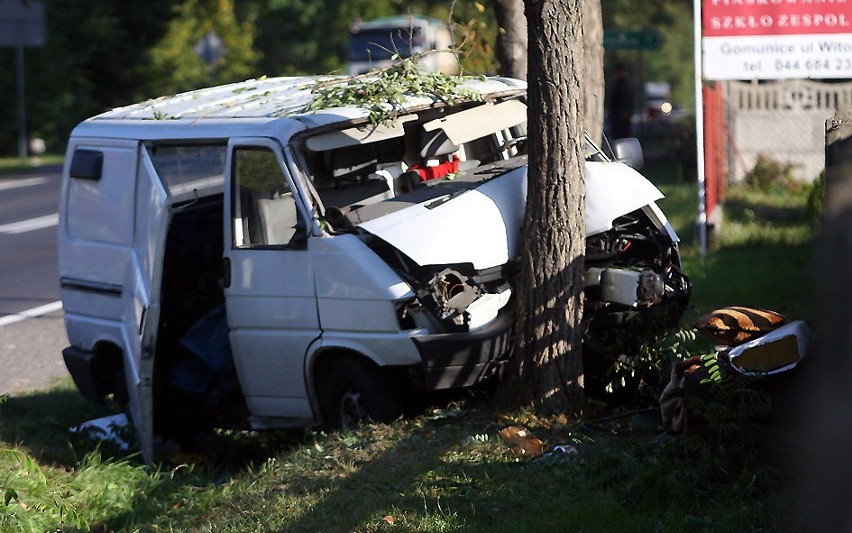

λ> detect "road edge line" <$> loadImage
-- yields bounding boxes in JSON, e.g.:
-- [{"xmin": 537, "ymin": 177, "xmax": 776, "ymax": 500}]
[{"xmin": 0, "ymin": 300, "xmax": 64, "ymax": 328}]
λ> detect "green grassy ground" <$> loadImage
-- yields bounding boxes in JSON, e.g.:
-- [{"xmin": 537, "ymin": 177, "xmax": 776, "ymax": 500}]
[
  {"xmin": 0, "ymin": 385, "xmax": 798, "ymax": 532},
  {"xmin": 0, "ymin": 155, "xmax": 64, "ymax": 176},
  {"xmin": 0, "ymin": 156, "xmax": 816, "ymax": 532},
  {"xmin": 649, "ymin": 158, "xmax": 815, "ymax": 322}
]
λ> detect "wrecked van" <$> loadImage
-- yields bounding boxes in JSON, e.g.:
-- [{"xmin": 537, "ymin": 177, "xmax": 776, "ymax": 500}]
[{"xmin": 58, "ymin": 75, "xmax": 690, "ymax": 461}]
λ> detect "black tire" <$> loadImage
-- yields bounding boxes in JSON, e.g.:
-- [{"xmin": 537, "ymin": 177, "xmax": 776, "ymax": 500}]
[{"xmin": 320, "ymin": 358, "xmax": 404, "ymax": 430}]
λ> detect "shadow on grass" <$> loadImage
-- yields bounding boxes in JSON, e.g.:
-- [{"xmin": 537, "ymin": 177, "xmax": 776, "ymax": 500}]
[
  {"xmin": 1, "ymin": 382, "xmax": 488, "ymax": 529},
  {"xmin": 0, "ymin": 384, "xmax": 117, "ymax": 465},
  {"xmin": 283, "ymin": 419, "xmax": 463, "ymax": 532}
]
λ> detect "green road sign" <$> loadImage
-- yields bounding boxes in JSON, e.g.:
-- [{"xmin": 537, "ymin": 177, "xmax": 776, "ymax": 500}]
[{"xmin": 604, "ymin": 30, "xmax": 664, "ymax": 51}]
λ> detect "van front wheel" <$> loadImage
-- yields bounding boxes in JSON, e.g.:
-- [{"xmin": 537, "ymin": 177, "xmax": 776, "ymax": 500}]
[{"xmin": 321, "ymin": 359, "xmax": 403, "ymax": 430}]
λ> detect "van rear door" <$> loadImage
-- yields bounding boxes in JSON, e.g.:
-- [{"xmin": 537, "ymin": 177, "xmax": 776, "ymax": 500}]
[{"xmin": 126, "ymin": 147, "xmax": 170, "ymax": 463}]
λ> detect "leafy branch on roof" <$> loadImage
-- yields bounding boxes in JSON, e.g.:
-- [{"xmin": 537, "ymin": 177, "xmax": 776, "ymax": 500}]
[{"xmin": 305, "ymin": 58, "xmax": 483, "ymax": 127}]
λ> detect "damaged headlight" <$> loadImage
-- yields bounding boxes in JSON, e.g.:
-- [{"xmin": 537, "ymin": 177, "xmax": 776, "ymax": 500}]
[
  {"xmin": 426, "ymin": 268, "xmax": 481, "ymax": 322},
  {"xmin": 395, "ymin": 267, "xmax": 513, "ymax": 332}
]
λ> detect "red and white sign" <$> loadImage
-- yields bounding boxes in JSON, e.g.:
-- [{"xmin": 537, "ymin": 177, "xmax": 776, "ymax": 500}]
[{"xmin": 702, "ymin": 0, "xmax": 852, "ymax": 79}]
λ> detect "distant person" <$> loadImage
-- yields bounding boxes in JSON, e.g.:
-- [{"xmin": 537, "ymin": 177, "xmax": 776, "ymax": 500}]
[{"xmin": 608, "ymin": 63, "xmax": 635, "ymax": 140}]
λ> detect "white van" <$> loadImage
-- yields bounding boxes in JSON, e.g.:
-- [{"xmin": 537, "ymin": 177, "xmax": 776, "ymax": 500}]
[
  {"xmin": 58, "ymin": 76, "xmax": 690, "ymax": 462},
  {"xmin": 348, "ymin": 16, "xmax": 458, "ymax": 75}
]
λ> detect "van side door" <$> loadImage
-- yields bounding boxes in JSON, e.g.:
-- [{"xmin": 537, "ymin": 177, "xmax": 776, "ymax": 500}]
[{"xmin": 223, "ymin": 138, "xmax": 320, "ymax": 424}]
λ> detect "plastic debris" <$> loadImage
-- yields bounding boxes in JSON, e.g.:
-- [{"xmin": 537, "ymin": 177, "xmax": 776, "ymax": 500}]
[
  {"xmin": 70, "ymin": 413, "xmax": 131, "ymax": 450},
  {"xmin": 727, "ymin": 320, "xmax": 809, "ymax": 375},
  {"xmin": 544, "ymin": 444, "xmax": 579, "ymax": 457}
]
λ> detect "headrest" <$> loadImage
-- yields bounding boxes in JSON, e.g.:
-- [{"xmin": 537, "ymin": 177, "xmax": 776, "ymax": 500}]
[
  {"xmin": 330, "ymin": 145, "xmax": 378, "ymax": 180},
  {"xmin": 419, "ymin": 129, "xmax": 459, "ymax": 159}
]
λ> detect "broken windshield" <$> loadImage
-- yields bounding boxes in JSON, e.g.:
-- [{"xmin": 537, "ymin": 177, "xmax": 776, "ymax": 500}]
[{"xmin": 294, "ymin": 96, "xmax": 612, "ymax": 229}]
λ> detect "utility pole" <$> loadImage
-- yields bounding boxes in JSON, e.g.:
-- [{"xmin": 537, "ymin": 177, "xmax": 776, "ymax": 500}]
[{"xmin": 0, "ymin": 0, "xmax": 46, "ymax": 159}]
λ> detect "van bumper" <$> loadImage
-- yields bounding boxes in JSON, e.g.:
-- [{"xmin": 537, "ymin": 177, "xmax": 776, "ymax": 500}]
[{"xmin": 411, "ymin": 310, "xmax": 513, "ymax": 390}]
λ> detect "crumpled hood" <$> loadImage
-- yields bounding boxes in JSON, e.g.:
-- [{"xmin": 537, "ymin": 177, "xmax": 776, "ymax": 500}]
[
  {"xmin": 357, "ymin": 161, "xmax": 665, "ymax": 270},
  {"xmin": 584, "ymin": 161, "xmax": 664, "ymax": 235}
]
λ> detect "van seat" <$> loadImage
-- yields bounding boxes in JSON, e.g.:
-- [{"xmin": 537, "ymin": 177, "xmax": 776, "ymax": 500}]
[{"xmin": 257, "ymin": 193, "xmax": 298, "ymax": 245}]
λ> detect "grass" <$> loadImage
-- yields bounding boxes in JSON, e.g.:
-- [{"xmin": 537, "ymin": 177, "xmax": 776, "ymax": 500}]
[
  {"xmin": 0, "ymin": 384, "xmax": 799, "ymax": 532},
  {"xmin": 649, "ymin": 158, "xmax": 816, "ymax": 321},
  {"xmin": 0, "ymin": 155, "xmax": 64, "ymax": 176},
  {"xmin": 0, "ymin": 156, "xmax": 817, "ymax": 532}
]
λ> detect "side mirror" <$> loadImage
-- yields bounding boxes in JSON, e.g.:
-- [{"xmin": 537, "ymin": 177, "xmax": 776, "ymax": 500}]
[{"xmin": 613, "ymin": 137, "xmax": 644, "ymax": 171}]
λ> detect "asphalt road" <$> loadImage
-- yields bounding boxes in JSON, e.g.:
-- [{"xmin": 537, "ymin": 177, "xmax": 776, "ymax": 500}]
[{"xmin": 0, "ymin": 167, "xmax": 71, "ymax": 396}]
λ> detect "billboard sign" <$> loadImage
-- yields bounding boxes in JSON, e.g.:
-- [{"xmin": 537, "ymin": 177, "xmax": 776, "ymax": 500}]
[
  {"xmin": 0, "ymin": 0, "xmax": 46, "ymax": 47},
  {"xmin": 702, "ymin": 0, "xmax": 852, "ymax": 80}
]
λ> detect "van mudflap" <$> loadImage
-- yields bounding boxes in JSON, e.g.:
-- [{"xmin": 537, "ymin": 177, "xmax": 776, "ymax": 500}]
[{"xmin": 62, "ymin": 346, "xmax": 114, "ymax": 405}]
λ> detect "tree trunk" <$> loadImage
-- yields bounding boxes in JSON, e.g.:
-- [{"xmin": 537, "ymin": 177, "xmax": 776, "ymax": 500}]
[
  {"xmin": 583, "ymin": 0, "xmax": 604, "ymax": 143},
  {"xmin": 497, "ymin": 0, "xmax": 586, "ymax": 414},
  {"xmin": 490, "ymin": 0, "xmax": 527, "ymax": 80}
]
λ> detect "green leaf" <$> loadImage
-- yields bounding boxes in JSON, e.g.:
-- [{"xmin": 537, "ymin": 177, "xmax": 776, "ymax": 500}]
[{"xmin": 3, "ymin": 488, "xmax": 17, "ymax": 506}]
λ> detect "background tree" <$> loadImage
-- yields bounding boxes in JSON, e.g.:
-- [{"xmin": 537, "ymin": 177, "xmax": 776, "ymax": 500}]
[
  {"xmin": 0, "ymin": 0, "xmax": 510, "ymax": 155},
  {"xmin": 149, "ymin": 0, "xmax": 259, "ymax": 95},
  {"xmin": 490, "ymin": 0, "xmax": 603, "ymax": 138},
  {"xmin": 583, "ymin": 0, "xmax": 604, "ymax": 142},
  {"xmin": 0, "ymin": 0, "xmax": 176, "ymax": 154},
  {"xmin": 491, "ymin": 0, "xmax": 527, "ymax": 80},
  {"xmin": 254, "ymin": 0, "xmax": 498, "ymax": 77},
  {"xmin": 497, "ymin": 0, "xmax": 587, "ymax": 413}
]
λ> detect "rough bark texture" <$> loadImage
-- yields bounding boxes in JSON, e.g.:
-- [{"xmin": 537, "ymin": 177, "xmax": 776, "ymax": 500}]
[
  {"xmin": 582, "ymin": 0, "xmax": 604, "ymax": 143},
  {"xmin": 497, "ymin": 0, "xmax": 586, "ymax": 414},
  {"xmin": 491, "ymin": 0, "xmax": 528, "ymax": 80}
]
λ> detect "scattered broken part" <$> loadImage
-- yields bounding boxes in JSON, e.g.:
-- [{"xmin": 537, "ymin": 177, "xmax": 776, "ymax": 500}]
[
  {"xmin": 694, "ymin": 306, "xmax": 790, "ymax": 346},
  {"xmin": 498, "ymin": 425, "xmax": 545, "ymax": 457},
  {"xmin": 727, "ymin": 320, "xmax": 810, "ymax": 375},
  {"xmin": 70, "ymin": 413, "xmax": 131, "ymax": 450}
]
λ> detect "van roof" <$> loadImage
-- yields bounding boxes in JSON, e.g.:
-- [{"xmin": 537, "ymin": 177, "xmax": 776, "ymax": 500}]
[{"xmin": 88, "ymin": 75, "xmax": 526, "ymax": 125}]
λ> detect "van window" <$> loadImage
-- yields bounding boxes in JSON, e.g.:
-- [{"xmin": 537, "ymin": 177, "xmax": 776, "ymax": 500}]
[
  {"xmin": 147, "ymin": 143, "xmax": 227, "ymax": 202},
  {"xmin": 232, "ymin": 147, "xmax": 300, "ymax": 248}
]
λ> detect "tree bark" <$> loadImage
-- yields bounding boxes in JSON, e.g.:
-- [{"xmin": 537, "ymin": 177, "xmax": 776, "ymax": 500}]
[
  {"xmin": 490, "ymin": 0, "xmax": 528, "ymax": 80},
  {"xmin": 497, "ymin": 0, "xmax": 586, "ymax": 414}
]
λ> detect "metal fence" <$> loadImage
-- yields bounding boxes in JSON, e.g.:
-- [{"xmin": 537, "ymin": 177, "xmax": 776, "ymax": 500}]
[{"xmin": 723, "ymin": 79, "xmax": 852, "ymax": 183}]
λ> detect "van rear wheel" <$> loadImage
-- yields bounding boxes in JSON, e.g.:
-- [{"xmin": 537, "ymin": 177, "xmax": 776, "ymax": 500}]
[{"xmin": 321, "ymin": 359, "xmax": 403, "ymax": 430}]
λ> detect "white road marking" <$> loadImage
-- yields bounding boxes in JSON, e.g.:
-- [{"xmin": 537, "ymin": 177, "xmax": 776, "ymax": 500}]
[
  {"xmin": 0, "ymin": 300, "xmax": 64, "ymax": 328},
  {"xmin": 0, "ymin": 176, "xmax": 49, "ymax": 191},
  {"xmin": 0, "ymin": 214, "xmax": 59, "ymax": 234}
]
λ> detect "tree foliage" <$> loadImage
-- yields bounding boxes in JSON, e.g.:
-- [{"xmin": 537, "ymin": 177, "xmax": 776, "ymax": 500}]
[
  {"xmin": 602, "ymin": 0, "xmax": 695, "ymax": 106},
  {"xmin": 0, "ymin": 0, "xmax": 505, "ymax": 155},
  {"xmin": 0, "ymin": 1, "xmax": 175, "ymax": 153},
  {"xmin": 149, "ymin": 0, "xmax": 259, "ymax": 95}
]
